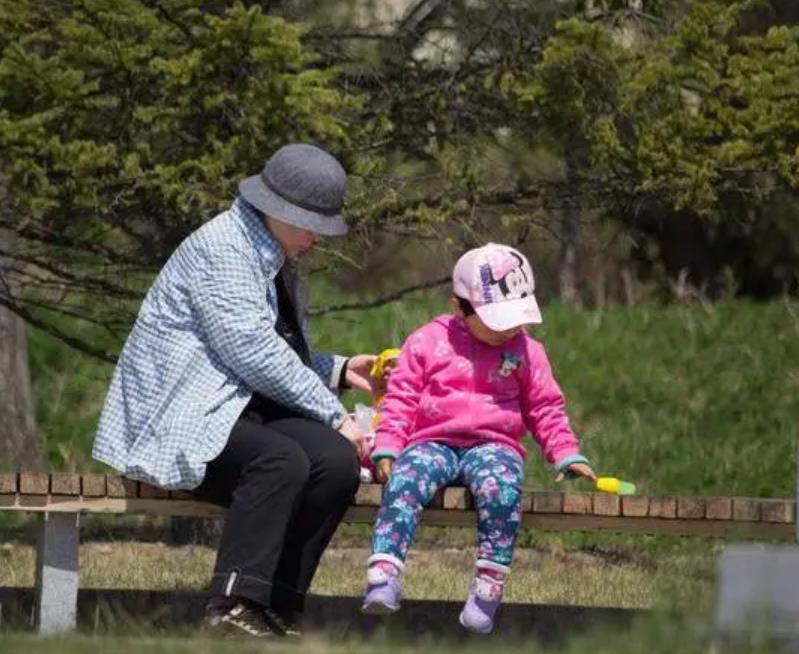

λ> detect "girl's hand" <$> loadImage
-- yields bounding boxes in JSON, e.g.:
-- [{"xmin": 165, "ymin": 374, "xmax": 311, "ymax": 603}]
[
  {"xmin": 375, "ymin": 458, "xmax": 394, "ymax": 485},
  {"xmin": 555, "ymin": 463, "xmax": 597, "ymax": 483}
]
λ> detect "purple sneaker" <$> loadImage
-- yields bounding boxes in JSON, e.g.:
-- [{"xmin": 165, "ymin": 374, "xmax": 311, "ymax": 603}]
[
  {"xmin": 360, "ymin": 565, "xmax": 402, "ymax": 614},
  {"xmin": 459, "ymin": 575, "xmax": 503, "ymax": 634}
]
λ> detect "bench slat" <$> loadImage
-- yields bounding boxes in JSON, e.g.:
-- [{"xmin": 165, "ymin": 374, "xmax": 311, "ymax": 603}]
[
  {"xmin": 621, "ymin": 496, "xmax": 649, "ymax": 517},
  {"xmin": 677, "ymin": 497, "xmax": 706, "ymax": 520},
  {"xmin": 81, "ymin": 475, "xmax": 107, "ymax": 498},
  {"xmin": 563, "ymin": 492, "xmax": 592, "ymax": 514},
  {"xmin": 139, "ymin": 483, "xmax": 169, "ymax": 499},
  {"xmin": 50, "ymin": 473, "xmax": 81, "ymax": 496},
  {"xmin": 106, "ymin": 477, "xmax": 138, "ymax": 498},
  {"xmin": 532, "ymin": 491, "xmax": 563, "ymax": 514},
  {"xmin": 0, "ymin": 473, "xmax": 17, "ymax": 494},
  {"xmin": 593, "ymin": 494, "xmax": 621, "ymax": 516},
  {"xmin": 354, "ymin": 484, "xmax": 382, "ymax": 507},
  {"xmin": 648, "ymin": 496, "xmax": 677, "ymax": 519},
  {"xmin": 3, "ymin": 475, "xmax": 794, "ymax": 539},
  {"xmin": 20, "ymin": 473, "xmax": 49, "ymax": 495},
  {"xmin": 733, "ymin": 498, "xmax": 761, "ymax": 521},
  {"xmin": 443, "ymin": 487, "xmax": 472, "ymax": 510},
  {"xmin": 760, "ymin": 499, "xmax": 794, "ymax": 524},
  {"xmin": 0, "ymin": 489, "xmax": 794, "ymax": 539},
  {"xmin": 520, "ymin": 513, "xmax": 792, "ymax": 539},
  {"xmin": 705, "ymin": 498, "xmax": 733, "ymax": 520}
]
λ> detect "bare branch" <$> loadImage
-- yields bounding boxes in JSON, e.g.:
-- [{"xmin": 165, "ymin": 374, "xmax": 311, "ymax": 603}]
[
  {"xmin": 309, "ymin": 275, "xmax": 450, "ymax": 316},
  {"xmin": 0, "ymin": 296, "xmax": 118, "ymax": 363}
]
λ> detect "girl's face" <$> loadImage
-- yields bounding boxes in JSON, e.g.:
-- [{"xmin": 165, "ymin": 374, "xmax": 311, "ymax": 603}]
[{"xmin": 451, "ymin": 298, "xmax": 524, "ymax": 346}]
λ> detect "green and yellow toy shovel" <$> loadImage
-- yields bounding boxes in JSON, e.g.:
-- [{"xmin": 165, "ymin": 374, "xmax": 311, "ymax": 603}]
[{"xmin": 595, "ymin": 477, "xmax": 637, "ymax": 495}]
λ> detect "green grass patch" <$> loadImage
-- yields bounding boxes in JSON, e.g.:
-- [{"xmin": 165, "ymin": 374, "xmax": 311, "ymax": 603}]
[
  {"xmin": 313, "ymin": 296, "xmax": 799, "ymax": 498},
  {"xmin": 27, "ymin": 328, "xmax": 113, "ymax": 470},
  {"xmin": 28, "ymin": 296, "xmax": 799, "ymax": 499},
  {"xmin": 0, "ymin": 611, "xmax": 783, "ymax": 654}
]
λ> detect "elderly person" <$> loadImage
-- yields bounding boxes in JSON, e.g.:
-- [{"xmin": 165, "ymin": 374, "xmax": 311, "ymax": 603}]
[{"xmin": 93, "ymin": 144, "xmax": 373, "ymax": 638}]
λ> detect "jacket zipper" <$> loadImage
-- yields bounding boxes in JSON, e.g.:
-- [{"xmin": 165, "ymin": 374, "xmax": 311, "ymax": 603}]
[{"xmin": 469, "ymin": 335, "xmax": 477, "ymax": 435}]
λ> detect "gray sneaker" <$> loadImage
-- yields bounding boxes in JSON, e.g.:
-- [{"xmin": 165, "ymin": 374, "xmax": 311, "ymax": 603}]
[{"xmin": 204, "ymin": 601, "xmax": 276, "ymax": 638}]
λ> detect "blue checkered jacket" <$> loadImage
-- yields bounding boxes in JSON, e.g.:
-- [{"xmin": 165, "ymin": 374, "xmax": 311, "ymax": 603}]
[{"xmin": 92, "ymin": 197, "xmax": 348, "ymax": 489}]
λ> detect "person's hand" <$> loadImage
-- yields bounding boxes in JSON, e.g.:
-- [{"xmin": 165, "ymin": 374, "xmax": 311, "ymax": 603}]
[
  {"xmin": 345, "ymin": 354, "xmax": 378, "ymax": 393},
  {"xmin": 555, "ymin": 463, "xmax": 597, "ymax": 483},
  {"xmin": 337, "ymin": 415, "xmax": 367, "ymax": 459},
  {"xmin": 374, "ymin": 458, "xmax": 394, "ymax": 485}
]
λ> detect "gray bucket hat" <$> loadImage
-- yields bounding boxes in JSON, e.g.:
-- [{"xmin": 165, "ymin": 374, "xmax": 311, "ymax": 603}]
[{"xmin": 239, "ymin": 143, "xmax": 349, "ymax": 236}]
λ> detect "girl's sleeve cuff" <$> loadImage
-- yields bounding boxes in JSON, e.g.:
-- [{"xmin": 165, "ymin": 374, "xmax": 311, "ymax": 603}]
[
  {"xmin": 371, "ymin": 450, "xmax": 398, "ymax": 464},
  {"xmin": 555, "ymin": 454, "xmax": 589, "ymax": 476}
]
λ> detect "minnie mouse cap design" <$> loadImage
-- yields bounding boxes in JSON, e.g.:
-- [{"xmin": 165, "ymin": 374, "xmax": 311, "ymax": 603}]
[{"xmin": 452, "ymin": 243, "xmax": 542, "ymax": 330}]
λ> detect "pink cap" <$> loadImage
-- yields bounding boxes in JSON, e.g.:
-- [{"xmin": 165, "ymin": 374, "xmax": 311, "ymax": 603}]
[{"xmin": 452, "ymin": 243, "xmax": 542, "ymax": 330}]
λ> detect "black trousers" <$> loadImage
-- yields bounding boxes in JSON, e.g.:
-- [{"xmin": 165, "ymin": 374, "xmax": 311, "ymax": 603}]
[{"xmin": 194, "ymin": 397, "xmax": 359, "ymax": 613}]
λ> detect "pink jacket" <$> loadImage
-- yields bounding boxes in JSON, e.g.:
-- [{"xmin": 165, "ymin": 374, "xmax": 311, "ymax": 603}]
[{"xmin": 372, "ymin": 315, "xmax": 583, "ymax": 466}]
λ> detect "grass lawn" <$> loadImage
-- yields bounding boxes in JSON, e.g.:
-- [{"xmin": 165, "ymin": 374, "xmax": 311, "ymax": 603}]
[
  {"xmin": 0, "ymin": 529, "xmax": 737, "ymax": 652},
  {"xmin": 13, "ymin": 297, "xmax": 797, "ymax": 652},
  {"xmin": 0, "ymin": 613, "xmax": 781, "ymax": 654},
  {"xmin": 0, "ymin": 527, "xmax": 716, "ymax": 610},
  {"xmin": 27, "ymin": 298, "xmax": 799, "ymax": 500}
]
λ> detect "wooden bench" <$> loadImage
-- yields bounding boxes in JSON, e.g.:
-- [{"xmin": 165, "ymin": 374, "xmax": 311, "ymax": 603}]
[{"xmin": 1, "ymin": 472, "xmax": 795, "ymax": 633}]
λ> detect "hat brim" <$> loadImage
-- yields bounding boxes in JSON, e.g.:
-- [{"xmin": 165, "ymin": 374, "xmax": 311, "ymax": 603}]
[
  {"xmin": 475, "ymin": 296, "xmax": 542, "ymax": 331},
  {"xmin": 239, "ymin": 175, "xmax": 349, "ymax": 237}
]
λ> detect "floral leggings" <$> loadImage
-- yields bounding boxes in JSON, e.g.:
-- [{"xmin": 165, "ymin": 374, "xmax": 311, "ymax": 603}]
[{"xmin": 371, "ymin": 441, "xmax": 524, "ymax": 567}]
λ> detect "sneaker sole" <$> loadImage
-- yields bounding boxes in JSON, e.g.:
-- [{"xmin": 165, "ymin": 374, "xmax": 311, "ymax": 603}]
[
  {"xmin": 360, "ymin": 600, "xmax": 400, "ymax": 615},
  {"xmin": 458, "ymin": 611, "xmax": 493, "ymax": 634},
  {"xmin": 204, "ymin": 620, "xmax": 277, "ymax": 640}
]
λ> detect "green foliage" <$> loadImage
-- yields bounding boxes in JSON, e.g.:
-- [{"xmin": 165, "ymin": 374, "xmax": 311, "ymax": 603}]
[
  {"xmin": 512, "ymin": 18, "xmax": 626, "ymax": 151},
  {"xmin": 0, "ymin": 0, "xmax": 357, "ymax": 222},
  {"xmin": 2, "ymin": 0, "xmax": 797, "ymax": 372},
  {"xmin": 0, "ymin": 0, "xmax": 362, "ymax": 354},
  {"xmin": 611, "ymin": 1, "xmax": 799, "ymax": 213},
  {"xmin": 504, "ymin": 1, "xmax": 799, "ymax": 214},
  {"xmin": 494, "ymin": 0, "xmax": 799, "ymax": 296}
]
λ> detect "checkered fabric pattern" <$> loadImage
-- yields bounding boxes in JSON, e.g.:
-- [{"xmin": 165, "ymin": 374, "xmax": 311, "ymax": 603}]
[{"xmin": 93, "ymin": 197, "xmax": 347, "ymax": 489}]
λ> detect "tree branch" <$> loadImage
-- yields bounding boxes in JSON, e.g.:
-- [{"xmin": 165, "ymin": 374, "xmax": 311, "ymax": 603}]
[
  {"xmin": 309, "ymin": 276, "xmax": 451, "ymax": 316},
  {"xmin": 0, "ymin": 296, "xmax": 118, "ymax": 364}
]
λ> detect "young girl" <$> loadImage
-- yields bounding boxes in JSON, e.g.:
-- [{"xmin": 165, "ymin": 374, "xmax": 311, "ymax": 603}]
[{"xmin": 361, "ymin": 243, "xmax": 596, "ymax": 634}]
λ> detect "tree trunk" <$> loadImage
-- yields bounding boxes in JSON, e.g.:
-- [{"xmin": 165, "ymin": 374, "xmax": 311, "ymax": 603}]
[
  {"xmin": 0, "ymin": 224, "xmax": 43, "ymax": 471},
  {"xmin": 0, "ymin": 305, "xmax": 43, "ymax": 471},
  {"xmin": 559, "ymin": 146, "xmax": 582, "ymax": 308}
]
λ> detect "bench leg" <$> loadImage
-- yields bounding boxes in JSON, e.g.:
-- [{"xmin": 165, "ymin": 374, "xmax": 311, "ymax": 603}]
[{"xmin": 35, "ymin": 512, "xmax": 79, "ymax": 633}]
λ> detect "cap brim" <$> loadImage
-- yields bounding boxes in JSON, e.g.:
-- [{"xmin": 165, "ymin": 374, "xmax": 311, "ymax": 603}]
[
  {"xmin": 239, "ymin": 175, "xmax": 349, "ymax": 237},
  {"xmin": 475, "ymin": 296, "xmax": 542, "ymax": 331}
]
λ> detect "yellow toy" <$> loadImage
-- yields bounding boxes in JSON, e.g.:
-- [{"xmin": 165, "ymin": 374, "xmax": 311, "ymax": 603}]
[
  {"xmin": 370, "ymin": 349, "xmax": 401, "ymax": 388},
  {"xmin": 595, "ymin": 477, "xmax": 637, "ymax": 495},
  {"xmin": 369, "ymin": 348, "xmax": 401, "ymax": 429}
]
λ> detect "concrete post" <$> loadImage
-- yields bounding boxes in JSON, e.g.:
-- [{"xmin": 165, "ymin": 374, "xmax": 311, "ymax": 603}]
[{"xmin": 35, "ymin": 512, "xmax": 79, "ymax": 633}]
